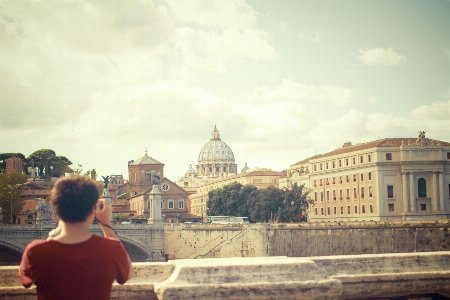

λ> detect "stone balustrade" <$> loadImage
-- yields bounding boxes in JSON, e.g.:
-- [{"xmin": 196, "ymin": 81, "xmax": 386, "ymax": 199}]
[{"xmin": 1, "ymin": 251, "xmax": 449, "ymax": 299}]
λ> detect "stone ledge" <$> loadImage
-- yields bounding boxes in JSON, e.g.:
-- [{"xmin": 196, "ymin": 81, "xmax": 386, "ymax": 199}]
[{"xmin": 1, "ymin": 252, "xmax": 449, "ymax": 299}]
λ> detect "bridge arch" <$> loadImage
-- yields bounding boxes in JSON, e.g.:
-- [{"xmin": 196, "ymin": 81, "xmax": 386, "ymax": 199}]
[{"xmin": 0, "ymin": 243, "xmax": 23, "ymax": 264}]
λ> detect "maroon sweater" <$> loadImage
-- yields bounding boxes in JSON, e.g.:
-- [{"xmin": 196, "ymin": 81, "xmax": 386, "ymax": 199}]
[{"xmin": 20, "ymin": 234, "xmax": 130, "ymax": 300}]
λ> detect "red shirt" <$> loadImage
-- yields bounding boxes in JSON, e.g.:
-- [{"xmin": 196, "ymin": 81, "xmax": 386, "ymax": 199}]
[{"xmin": 20, "ymin": 234, "xmax": 130, "ymax": 300}]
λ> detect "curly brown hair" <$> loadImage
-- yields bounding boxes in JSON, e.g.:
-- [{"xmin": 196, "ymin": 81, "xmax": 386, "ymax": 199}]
[{"xmin": 50, "ymin": 175, "xmax": 99, "ymax": 223}]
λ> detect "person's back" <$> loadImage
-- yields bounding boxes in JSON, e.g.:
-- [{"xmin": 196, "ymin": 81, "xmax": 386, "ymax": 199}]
[{"xmin": 20, "ymin": 175, "xmax": 133, "ymax": 300}]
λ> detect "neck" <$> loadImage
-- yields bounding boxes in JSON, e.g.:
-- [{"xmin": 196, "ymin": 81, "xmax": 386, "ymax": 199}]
[{"xmin": 52, "ymin": 219, "xmax": 93, "ymax": 244}]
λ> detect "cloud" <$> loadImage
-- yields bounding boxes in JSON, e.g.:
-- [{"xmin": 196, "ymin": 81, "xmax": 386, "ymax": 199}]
[
  {"xmin": 298, "ymin": 31, "xmax": 320, "ymax": 43},
  {"xmin": 357, "ymin": 47, "xmax": 406, "ymax": 65},
  {"xmin": 252, "ymin": 79, "xmax": 353, "ymax": 105},
  {"xmin": 410, "ymin": 100, "xmax": 450, "ymax": 120},
  {"xmin": 367, "ymin": 96, "xmax": 378, "ymax": 103},
  {"xmin": 276, "ymin": 22, "xmax": 288, "ymax": 31}
]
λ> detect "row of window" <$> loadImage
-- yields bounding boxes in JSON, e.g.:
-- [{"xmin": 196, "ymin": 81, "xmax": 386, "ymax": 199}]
[
  {"xmin": 313, "ymin": 172, "xmax": 372, "ymax": 187},
  {"xmin": 314, "ymin": 186, "xmax": 374, "ymax": 202},
  {"xmin": 312, "ymin": 154, "xmax": 373, "ymax": 172},
  {"xmin": 315, "ymin": 204, "xmax": 374, "ymax": 216}
]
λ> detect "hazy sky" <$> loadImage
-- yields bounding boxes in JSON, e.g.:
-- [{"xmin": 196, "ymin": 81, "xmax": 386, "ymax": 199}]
[{"xmin": 1, "ymin": 0, "xmax": 449, "ymax": 181}]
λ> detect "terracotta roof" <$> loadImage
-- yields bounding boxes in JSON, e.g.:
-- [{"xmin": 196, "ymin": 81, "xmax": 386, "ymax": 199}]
[
  {"xmin": 112, "ymin": 199, "xmax": 129, "ymax": 206},
  {"xmin": 243, "ymin": 170, "xmax": 283, "ymax": 176},
  {"xmin": 292, "ymin": 138, "xmax": 450, "ymax": 163},
  {"xmin": 129, "ymin": 154, "xmax": 163, "ymax": 165}
]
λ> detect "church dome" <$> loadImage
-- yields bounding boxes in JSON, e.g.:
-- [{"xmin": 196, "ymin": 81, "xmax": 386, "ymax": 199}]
[
  {"xmin": 198, "ymin": 126, "xmax": 235, "ymax": 163},
  {"xmin": 185, "ymin": 163, "xmax": 197, "ymax": 176}
]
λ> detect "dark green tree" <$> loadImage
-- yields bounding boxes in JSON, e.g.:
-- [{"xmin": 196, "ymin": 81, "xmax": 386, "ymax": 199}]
[
  {"xmin": 278, "ymin": 183, "xmax": 312, "ymax": 222},
  {"xmin": 0, "ymin": 171, "xmax": 28, "ymax": 224},
  {"xmin": 248, "ymin": 186, "xmax": 284, "ymax": 223},
  {"xmin": 207, "ymin": 182, "xmax": 249, "ymax": 217},
  {"xmin": 50, "ymin": 156, "xmax": 72, "ymax": 177},
  {"xmin": 27, "ymin": 149, "xmax": 56, "ymax": 178}
]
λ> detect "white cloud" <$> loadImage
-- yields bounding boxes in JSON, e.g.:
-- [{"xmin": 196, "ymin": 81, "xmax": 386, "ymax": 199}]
[
  {"xmin": 276, "ymin": 22, "xmax": 288, "ymax": 31},
  {"xmin": 410, "ymin": 100, "xmax": 450, "ymax": 120},
  {"xmin": 298, "ymin": 31, "xmax": 320, "ymax": 43},
  {"xmin": 368, "ymin": 96, "xmax": 378, "ymax": 103},
  {"xmin": 252, "ymin": 79, "xmax": 353, "ymax": 105},
  {"xmin": 357, "ymin": 47, "xmax": 406, "ymax": 65}
]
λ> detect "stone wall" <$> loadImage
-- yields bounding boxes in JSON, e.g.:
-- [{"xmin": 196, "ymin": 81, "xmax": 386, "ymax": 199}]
[
  {"xmin": 163, "ymin": 223, "xmax": 269, "ymax": 260},
  {"xmin": 164, "ymin": 220, "xmax": 450, "ymax": 259}
]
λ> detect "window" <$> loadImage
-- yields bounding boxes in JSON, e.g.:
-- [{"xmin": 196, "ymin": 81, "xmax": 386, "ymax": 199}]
[
  {"xmin": 168, "ymin": 200, "xmax": 174, "ymax": 209},
  {"xmin": 333, "ymin": 207, "xmax": 337, "ymax": 214},
  {"xmin": 387, "ymin": 185, "xmax": 394, "ymax": 198},
  {"xmin": 326, "ymin": 162, "xmax": 329, "ymax": 169},
  {"xmin": 315, "ymin": 208, "xmax": 318, "ymax": 215},
  {"xmin": 320, "ymin": 179, "xmax": 323, "ymax": 186},
  {"xmin": 447, "ymin": 152, "xmax": 450, "ymax": 159},
  {"xmin": 314, "ymin": 180, "xmax": 316, "ymax": 187},
  {"xmin": 361, "ymin": 173, "xmax": 364, "ymax": 181},
  {"xmin": 326, "ymin": 191, "xmax": 330, "ymax": 202},
  {"xmin": 327, "ymin": 207, "xmax": 330, "ymax": 215},
  {"xmin": 332, "ymin": 161, "xmax": 335, "ymax": 168},
  {"xmin": 314, "ymin": 192, "xmax": 318, "ymax": 201},
  {"xmin": 353, "ymin": 174, "xmax": 356, "ymax": 182},
  {"xmin": 418, "ymin": 178, "xmax": 427, "ymax": 197},
  {"xmin": 346, "ymin": 189, "xmax": 349, "ymax": 199},
  {"xmin": 353, "ymin": 157, "xmax": 356, "ymax": 165},
  {"xmin": 368, "ymin": 172, "xmax": 372, "ymax": 181},
  {"xmin": 321, "ymin": 208, "xmax": 324, "ymax": 215},
  {"xmin": 179, "ymin": 200, "xmax": 184, "ymax": 209},
  {"xmin": 339, "ymin": 176, "xmax": 342, "ymax": 183},
  {"xmin": 369, "ymin": 186, "xmax": 373, "ymax": 198},
  {"xmin": 354, "ymin": 188, "xmax": 357, "ymax": 199},
  {"xmin": 339, "ymin": 189, "xmax": 343, "ymax": 200},
  {"xmin": 355, "ymin": 206, "xmax": 358, "ymax": 214},
  {"xmin": 346, "ymin": 159, "xmax": 349, "ymax": 166},
  {"xmin": 346, "ymin": 175, "xmax": 349, "ymax": 183},
  {"xmin": 368, "ymin": 154, "xmax": 371, "ymax": 162},
  {"xmin": 448, "ymin": 184, "xmax": 450, "ymax": 197},
  {"xmin": 332, "ymin": 177, "xmax": 335, "ymax": 184},
  {"xmin": 341, "ymin": 206, "xmax": 344, "ymax": 214},
  {"xmin": 362, "ymin": 205, "xmax": 366, "ymax": 213},
  {"xmin": 320, "ymin": 163, "xmax": 323, "ymax": 170},
  {"xmin": 347, "ymin": 206, "xmax": 350, "ymax": 214},
  {"xmin": 386, "ymin": 153, "xmax": 392, "ymax": 160},
  {"xmin": 360, "ymin": 156, "xmax": 364, "ymax": 163},
  {"xmin": 388, "ymin": 204, "xmax": 394, "ymax": 212},
  {"xmin": 314, "ymin": 165, "xmax": 317, "ymax": 171},
  {"xmin": 361, "ymin": 187, "xmax": 365, "ymax": 199},
  {"xmin": 370, "ymin": 205, "xmax": 373, "ymax": 213},
  {"xmin": 134, "ymin": 173, "xmax": 137, "ymax": 181},
  {"xmin": 209, "ymin": 167, "xmax": 212, "ymax": 173},
  {"xmin": 216, "ymin": 167, "xmax": 219, "ymax": 173},
  {"xmin": 223, "ymin": 167, "xmax": 227, "ymax": 172},
  {"xmin": 339, "ymin": 160, "xmax": 342, "ymax": 167},
  {"xmin": 320, "ymin": 192, "xmax": 324, "ymax": 202},
  {"xmin": 161, "ymin": 199, "xmax": 163, "ymax": 209},
  {"xmin": 273, "ymin": 179, "xmax": 277, "ymax": 183},
  {"xmin": 147, "ymin": 201, "xmax": 150, "ymax": 209},
  {"xmin": 184, "ymin": 182, "xmax": 188, "ymax": 187},
  {"xmin": 333, "ymin": 190, "xmax": 336, "ymax": 200},
  {"xmin": 326, "ymin": 178, "xmax": 329, "ymax": 185},
  {"xmin": 420, "ymin": 204, "xmax": 426, "ymax": 211}
]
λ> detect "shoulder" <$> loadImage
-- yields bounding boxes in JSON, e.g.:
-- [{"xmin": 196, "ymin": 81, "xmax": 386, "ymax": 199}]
[
  {"xmin": 91, "ymin": 234, "xmax": 122, "ymax": 247},
  {"xmin": 24, "ymin": 239, "xmax": 48, "ymax": 251}
]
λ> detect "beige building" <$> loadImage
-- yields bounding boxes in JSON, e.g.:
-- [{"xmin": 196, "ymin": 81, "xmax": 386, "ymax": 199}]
[
  {"xmin": 281, "ymin": 133, "xmax": 450, "ymax": 222},
  {"xmin": 190, "ymin": 169, "xmax": 283, "ymax": 220}
]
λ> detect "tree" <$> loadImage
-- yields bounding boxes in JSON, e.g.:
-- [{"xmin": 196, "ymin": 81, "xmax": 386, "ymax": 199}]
[
  {"xmin": 50, "ymin": 156, "xmax": 72, "ymax": 177},
  {"xmin": 0, "ymin": 171, "xmax": 28, "ymax": 224},
  {"xmin": 278, "ymin": 184, "xmax": 312, "ymax": 223},
  {"xmin": 248, "ymin": 186, "xmax": 284, "ymax": 223},
  {"xmin": 27, "ymin": 149, "xmax": 56, "ymax": 178}
]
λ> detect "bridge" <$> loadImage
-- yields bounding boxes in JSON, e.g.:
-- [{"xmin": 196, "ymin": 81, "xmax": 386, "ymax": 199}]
[{"xmin": 0, "ymin": 224, "xmax": 165, "ymax": 263}]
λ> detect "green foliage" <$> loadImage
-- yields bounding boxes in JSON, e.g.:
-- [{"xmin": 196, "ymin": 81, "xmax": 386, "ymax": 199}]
[
  {"xmin": 118, "ymin": 192, "xmax": 129, "ymax": 199},
  {"xmin": 112, "ymin": 213, "xmax": 130, "ymax": 224},
  {"xmin": 27, "ymin": 149, "xmax": 72, "ymax": 178},
  {"xmin": 206, "ymin": 182, "xmax": 312, "ymax": 223},
  {"xmin": 0, "ymin": 171, "xmax": 28, "ymax": 224}
]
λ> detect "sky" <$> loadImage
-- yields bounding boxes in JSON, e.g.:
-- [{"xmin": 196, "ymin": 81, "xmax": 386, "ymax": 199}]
[{"xmin": 1, "ymin": 0, "xmax": 450, "ymax": 181}]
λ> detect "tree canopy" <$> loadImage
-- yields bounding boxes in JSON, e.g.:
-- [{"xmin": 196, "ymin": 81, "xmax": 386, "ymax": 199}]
[
  {"xmin": 207, "ymin": 182, "xmax": 312, "ymax": 223},
  {"xmin": 26, "ymin": 149, "xmax": 72, "ymax": 178},
  {"xmin": 0, "ymin": 171, "xmax": 28, "ymax": 224}
]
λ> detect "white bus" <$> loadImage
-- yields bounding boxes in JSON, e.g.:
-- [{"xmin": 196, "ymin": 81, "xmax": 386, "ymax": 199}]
[{"xmin": 207, "ymin": 216, "xmax": 250, "ymax": 224}]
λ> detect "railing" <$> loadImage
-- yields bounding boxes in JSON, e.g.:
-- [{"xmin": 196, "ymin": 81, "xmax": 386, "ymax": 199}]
[{"xmin": 1, "ymin": 252, "xmax": 449, "ymax": 299}]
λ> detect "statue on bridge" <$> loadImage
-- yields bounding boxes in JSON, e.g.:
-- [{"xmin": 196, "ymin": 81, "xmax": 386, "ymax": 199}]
[
  {"xmin": 36, "ymin": 199, "xmax": 53, "ymax": 226},
  {"xmin": 151, "ymin": 171, "xmax": 161, "ymax": 185},
  {"xmin": 101, "ymin": 176, "xmax": 109, "ymax": 188}
]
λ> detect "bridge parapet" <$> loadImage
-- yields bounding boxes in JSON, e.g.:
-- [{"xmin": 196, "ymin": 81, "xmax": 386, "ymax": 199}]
[{"xmin": 1, "ymin": 252, "xmax": 449, "ymax": 299}]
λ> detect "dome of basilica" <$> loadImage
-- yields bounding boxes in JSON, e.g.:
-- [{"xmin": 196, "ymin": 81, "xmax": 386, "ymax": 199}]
[
  {"xmin": 196, "ymin": 126, "xmax": 238, "ymax": 177},
  {"xmin": 198, "ymin": 126, "xmax": 235, "ymax": 163}
]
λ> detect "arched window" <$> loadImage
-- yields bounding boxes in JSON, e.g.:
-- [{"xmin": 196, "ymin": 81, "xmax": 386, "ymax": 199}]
[{"xmin": 418, "ymin": 178, "xmax": 427, "ymax": 197}]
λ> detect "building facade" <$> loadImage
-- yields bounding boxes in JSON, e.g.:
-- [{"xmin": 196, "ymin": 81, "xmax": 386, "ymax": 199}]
[
  {"xmin": 282, "ymin": 133, "xmax": 450, "ymax": 221},
  {"xmin": 6, "ymin": 157, "xmax": 23, "ymax": 174},
  {"xmin": 128, "ymin": 151, "xmax": 164, "ymax": 196}
]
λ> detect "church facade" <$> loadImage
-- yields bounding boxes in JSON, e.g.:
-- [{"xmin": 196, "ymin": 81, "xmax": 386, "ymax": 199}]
[{"xmin": 281, "ymin": 132, "xmax": 450, "ymax": 222}]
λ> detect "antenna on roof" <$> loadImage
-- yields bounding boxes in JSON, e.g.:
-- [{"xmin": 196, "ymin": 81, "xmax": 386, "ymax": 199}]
[{"xmin": 145, "ymin": 148, "xmax": 147, "ymax": 155}]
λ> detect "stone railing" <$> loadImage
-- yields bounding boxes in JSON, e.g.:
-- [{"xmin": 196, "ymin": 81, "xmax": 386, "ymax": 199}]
[{"xmin": 1, "ymin": 252, "xmax": 449, "ymax": 299}]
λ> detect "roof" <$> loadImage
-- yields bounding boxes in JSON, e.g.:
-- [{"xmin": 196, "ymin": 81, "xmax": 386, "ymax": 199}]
[
  {"xmin": 292, "ymin": 138, "xmax": 450, "ymax": 165},
  {"xmin": 129, "ymin": 153, "xmax": 163, "ymax": 165}
]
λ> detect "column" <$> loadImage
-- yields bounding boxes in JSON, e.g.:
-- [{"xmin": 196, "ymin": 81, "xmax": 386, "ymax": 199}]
[
  {"xmin": 409, "ymin": 173, "xmax": 416, "ymax": 212},
  {"xmin": 402, "ymin": 172, "xmax": 409, "ymax": 213},
  {"xmin": 439, "ymin": 172, "xmax": 445, "ymax": 212},
  {"xmin": 432, "ymin": 172, "xmax": 439, "ymax": 212}
]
